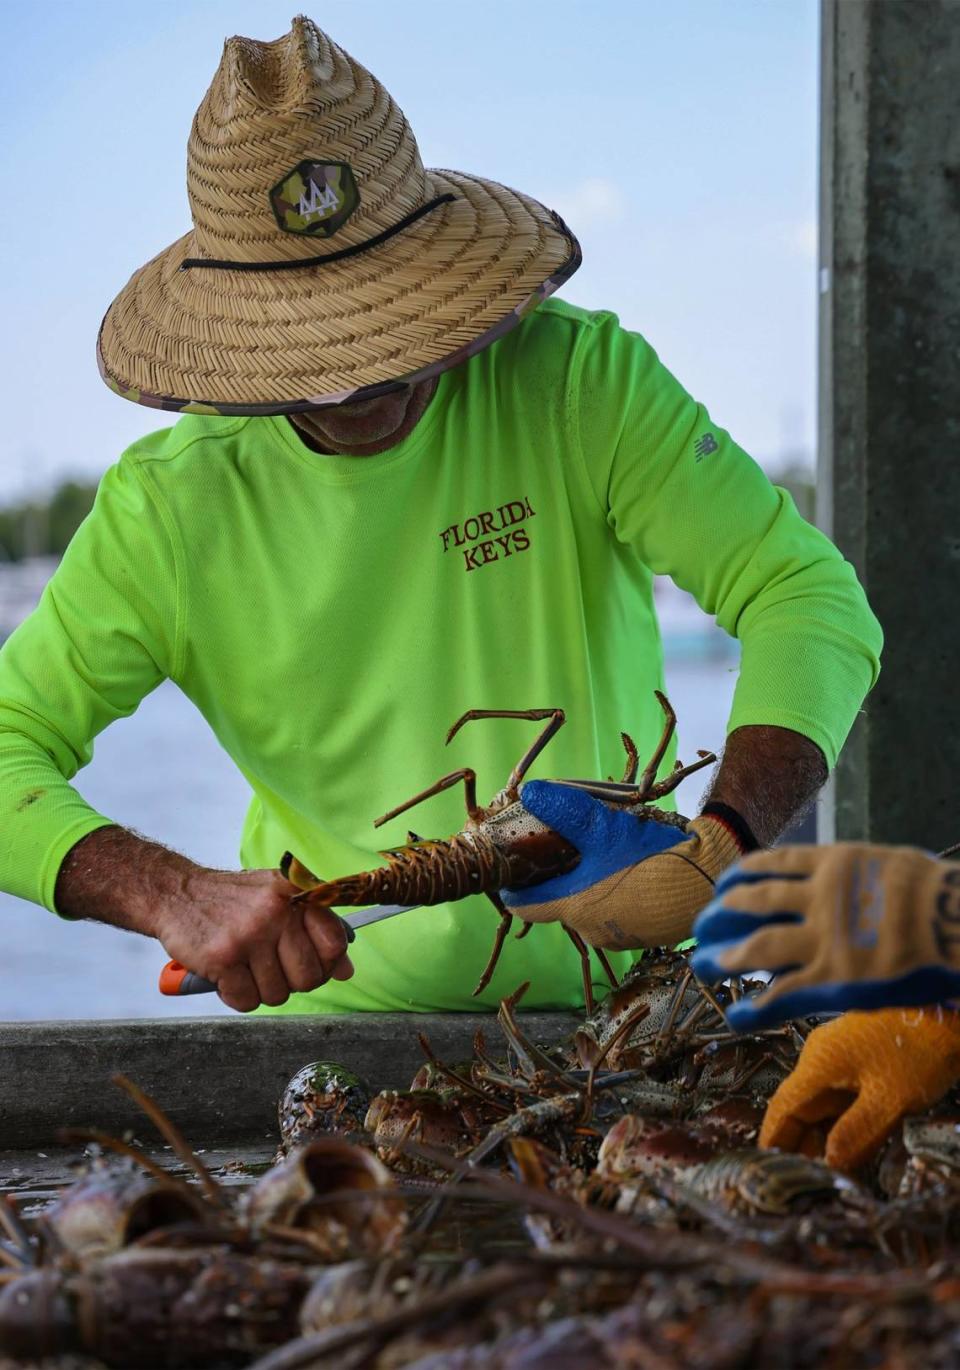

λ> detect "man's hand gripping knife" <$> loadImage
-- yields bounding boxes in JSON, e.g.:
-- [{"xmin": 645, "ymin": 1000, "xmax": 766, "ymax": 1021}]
[
  {"xmin": 55, "ymin": 826, "xmax": 355, "ymax": 1013},
  {"xmin": 500, "ymin": 780, "xmax": 756, "ymax": 949}
]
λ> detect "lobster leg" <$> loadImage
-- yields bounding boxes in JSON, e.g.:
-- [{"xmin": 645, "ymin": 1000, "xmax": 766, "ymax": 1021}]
[
  {"xmin": 556, "ymin": 752, "xmax": 717, "ymax": 809},
  {"xmin": 592, "ymin": 945, "xmax": 621, "ymax": 991},
  {"xmin": 634, "ymin": 689, "xmax": 677, "ymax": 798},
  {"xmin": 563, "ymin": 925, "xmax": 596, "ymax": 1015},
  {"xmin": 473, "ymin": 898, "xmax": 614, "ymax": 1010},
  {"xmin": 472, "ymin": 891, "xmax": 514, "ymax": 997},
  {"xmin": 653, "ymin": 969, "xmax": 696, "ymax": 1056},
  {"xmin": 445, "ymin": 708, "xmax": 566, "ymax": 801},
  {"xmin": 374, "ymin": 768, "xmax": 481, "ymax": 827},
  {"xmin": 504, "ymin": 710, "xmax": 566, "ymax": 797},
  {"xmin": 548, "ymin": 690, "xmax": 700, "ymax": 808},
  {"xmin": 646, "ymin": 749, "xmax": 716, "ymax": 800},
  {"xmin": 620, "ymin": 732, "xmax": 639, "ymax": 784},
  {"xmin": 516, "ymin": 912, "xmax": 616, "ymax": 989}
]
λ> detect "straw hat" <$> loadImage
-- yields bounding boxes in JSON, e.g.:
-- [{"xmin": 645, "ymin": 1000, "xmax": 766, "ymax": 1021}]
[{"xmin": 98, "ymin": 15, "xmax": 581, "ymax": 416}]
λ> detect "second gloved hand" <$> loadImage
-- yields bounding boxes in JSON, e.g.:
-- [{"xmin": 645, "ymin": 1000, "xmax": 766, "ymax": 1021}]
[
  {"xmin": 691, "ymin": 843, "xmax": 960, "ymax": 1032},
  {"xmin": 759, "ymin": 1006, "xmax": 960, "ymax": 1172},
  {"xmin": 500, "ymin": 781, "xmax": 752, "ymax": 949}
]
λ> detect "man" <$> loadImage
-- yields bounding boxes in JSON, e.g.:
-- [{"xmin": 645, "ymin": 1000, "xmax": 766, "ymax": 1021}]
[
  {"xmin": 0, "ymin": 18, "xmax": 881, "ymax": 1015},
  {"xmin": 691, "ymin": 843, "xmax": 960, "ymax": 1172}
]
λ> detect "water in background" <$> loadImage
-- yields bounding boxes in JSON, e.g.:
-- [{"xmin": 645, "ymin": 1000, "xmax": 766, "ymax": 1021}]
[{"xmin": 0, "ymin": 564, "xmax": 739, "ymax": 1020}]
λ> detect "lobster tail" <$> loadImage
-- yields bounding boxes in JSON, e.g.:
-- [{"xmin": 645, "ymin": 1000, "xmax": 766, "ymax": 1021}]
[{"xmin": 300, "ymin": 831, "xmax": 511, "ymax": 909}]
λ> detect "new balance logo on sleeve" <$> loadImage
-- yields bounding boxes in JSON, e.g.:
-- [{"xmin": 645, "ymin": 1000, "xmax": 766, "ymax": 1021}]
[{"xmin": 694, "ymin": 433, "xmax": 719, "ymax": 462}]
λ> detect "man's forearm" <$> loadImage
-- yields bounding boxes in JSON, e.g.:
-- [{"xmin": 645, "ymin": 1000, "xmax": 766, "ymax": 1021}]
[
  {"xmin": 704, "ymin": 724, "xmax": 828, "ymax": 848},
  {"xmin": 54, "ymin": 825, "xmax": 206, "ymax": 937},
  {"xmin": 54, "ymin": 827, "xmax": 353, "ymax": 1012}
]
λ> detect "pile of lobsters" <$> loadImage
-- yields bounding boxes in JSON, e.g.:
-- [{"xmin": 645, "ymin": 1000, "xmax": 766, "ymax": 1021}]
[{"xmin": 3, "ymin": 952, "xmax": 960, "ymax": 1368}]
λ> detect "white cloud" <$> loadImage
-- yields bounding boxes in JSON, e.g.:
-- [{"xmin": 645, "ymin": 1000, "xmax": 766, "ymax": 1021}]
[{"xmin": 545, "ymin": 177, "xmax": 627, "ymax": 229}]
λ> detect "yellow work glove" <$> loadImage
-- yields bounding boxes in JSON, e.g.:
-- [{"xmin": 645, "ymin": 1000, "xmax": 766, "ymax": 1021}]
[
  {"xmin": 500, "ymin": 782, "xmax": 753, "ymax": 949},
  {"xmin": 692, "ymin": 843, "xmax": 960, "ymax": 1031},
  {"xmin": 759, "ymin": 1006, "xmax": 960, "ymax": 1172}
]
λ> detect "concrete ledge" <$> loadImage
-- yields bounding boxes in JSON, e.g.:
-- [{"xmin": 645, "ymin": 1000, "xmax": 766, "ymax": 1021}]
[{"xmin": 0, "ymin": 1013, "xmax": 577, "ymax": 1150}]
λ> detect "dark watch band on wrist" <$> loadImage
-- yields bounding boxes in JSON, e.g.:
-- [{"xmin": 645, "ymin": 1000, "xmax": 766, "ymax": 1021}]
[{"xmin": 700, "ymin": 801, "xmax": 760, "ymax": 855}]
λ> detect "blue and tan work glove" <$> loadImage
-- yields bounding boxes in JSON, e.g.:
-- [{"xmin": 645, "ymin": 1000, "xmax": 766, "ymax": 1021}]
[
  {"xmin": 500, "ymin": 781, "xmax": 755, "ymax": 949},
  {"xmin": 691, "ymin": 843, "xmax": 960, "ymax": 1032},
  {"xmin": 759, "ymin": 1006, "xmax": 960, "ymax": 1172}
]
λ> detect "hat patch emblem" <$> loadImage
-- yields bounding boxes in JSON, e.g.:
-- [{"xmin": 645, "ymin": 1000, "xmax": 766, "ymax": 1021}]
[{"xmin": 270, "ymin": 160, "xmax": 360, "ymax": 238}]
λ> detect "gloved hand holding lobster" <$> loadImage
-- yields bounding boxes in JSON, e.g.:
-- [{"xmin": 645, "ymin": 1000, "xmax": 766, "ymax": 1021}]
[{"xmin": 500, "ymin": 781, "xmax": 756, "ymax": 948}]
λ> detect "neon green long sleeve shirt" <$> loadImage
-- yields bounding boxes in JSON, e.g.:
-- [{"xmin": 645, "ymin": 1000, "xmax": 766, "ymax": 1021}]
[{"xmin": 0, "ymin": 300, "xmax": 882, "ymax": 1011}]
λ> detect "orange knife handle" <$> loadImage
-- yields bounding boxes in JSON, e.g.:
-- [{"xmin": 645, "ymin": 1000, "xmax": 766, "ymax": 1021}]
[{"xmin": 159, "ymin": 960, "xmax": 216, "ymax": 996}]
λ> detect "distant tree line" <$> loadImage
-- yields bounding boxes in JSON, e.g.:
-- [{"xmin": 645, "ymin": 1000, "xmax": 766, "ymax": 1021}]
[{"xmin": 0, "ymin": 480, "xmax": 98, "ymax": 562}]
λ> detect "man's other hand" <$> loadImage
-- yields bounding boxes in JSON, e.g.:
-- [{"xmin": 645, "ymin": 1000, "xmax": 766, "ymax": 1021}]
[
  {"xmin": 156, "ymin": 868, "xmax": 354, "ymax": 1011},
  {"xmin": 500, "ymin": 781, "xmax": 746, "ymax": 950}
]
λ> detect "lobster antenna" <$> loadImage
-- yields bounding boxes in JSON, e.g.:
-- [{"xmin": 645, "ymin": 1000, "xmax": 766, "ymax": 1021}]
[{"xmin": 111, "ymin": 1074, "xmax": 226, "ymax": 1210}]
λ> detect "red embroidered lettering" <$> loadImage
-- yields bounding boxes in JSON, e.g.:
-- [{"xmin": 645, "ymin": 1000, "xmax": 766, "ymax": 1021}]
[{"xmin": 441, "ymin": 495, "xmax": 536, "ymax": 572}]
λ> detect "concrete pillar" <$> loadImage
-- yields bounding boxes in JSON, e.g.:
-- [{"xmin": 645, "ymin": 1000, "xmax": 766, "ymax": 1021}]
[{"xmin": 818, "ymin": 0, "xmax": 960, "ymax": 850}]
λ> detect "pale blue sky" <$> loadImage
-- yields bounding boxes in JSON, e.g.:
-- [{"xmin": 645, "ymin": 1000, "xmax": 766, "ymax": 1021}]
[{"xmin": 0, "ymin": 0, "xmax": 818, "ymax": 501}]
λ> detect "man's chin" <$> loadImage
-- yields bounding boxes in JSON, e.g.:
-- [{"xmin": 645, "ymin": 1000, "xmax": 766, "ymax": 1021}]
[
  {"xmin": 291, "ymin": 376, "xmax": 439, "ymax": 455},
  {"xmin": 305, "ymin": 395, "xmax": 412, "ymax": 449}
]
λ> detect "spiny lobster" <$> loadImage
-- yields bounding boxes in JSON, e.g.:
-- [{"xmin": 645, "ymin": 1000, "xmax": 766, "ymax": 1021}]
[{"xmin": 284, "ymin": 692, "xmax": 716, "ymax": 1011}]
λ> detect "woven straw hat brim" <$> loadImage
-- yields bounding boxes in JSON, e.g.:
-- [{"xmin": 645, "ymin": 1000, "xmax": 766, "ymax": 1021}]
[{"xmin": 97, "ymin": 170, "xmax": 580, "ymax": 416}]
